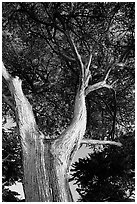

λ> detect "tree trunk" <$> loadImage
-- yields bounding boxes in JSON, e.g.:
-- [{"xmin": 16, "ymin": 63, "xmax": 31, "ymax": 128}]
[
  {"xmin": 23, "ymin": 136, "xmax": 74, "ymax": 202},
  {"xmin": 3, "ymin": 66, "xmax": 87, "ymax": 202}
]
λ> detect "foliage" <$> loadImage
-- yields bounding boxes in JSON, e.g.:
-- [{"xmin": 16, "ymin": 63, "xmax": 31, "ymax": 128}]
[{"xmin": 70, "ymin": 132, "xmax": 135, "ymax": 202}]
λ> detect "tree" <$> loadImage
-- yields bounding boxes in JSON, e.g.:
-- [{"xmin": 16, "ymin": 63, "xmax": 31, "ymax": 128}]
[{"xmin": 2, "ymin": 2, "xmax": 134, "ymax": 202}]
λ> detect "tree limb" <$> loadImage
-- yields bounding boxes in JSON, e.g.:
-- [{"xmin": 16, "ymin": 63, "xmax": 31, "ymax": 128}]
[
  {"xmin": 71, "ymin": 38, "xmax": 84, "ymax": 73},
  {"xmin": 64, "ymin": 31, "xmax": 85, "ymax": 82},
  {"xmin": 2, "ymin": 63, "xmax": 37, "ymax": 134},
  {"xmin": 104, "ymin": 67, "xmax": 111, "ymax": 82},
  {"xmin": 2, "ymin": 154, "xmax": 12, "ymax": 162},
  {"xmin": 86, "ymin": 53, "xmax": 92, "ymax": 75},
  {"xmin": 81, "ymin": 139, "xmax": 122, "ymax": 147},
  {"xmin": 85, "ymin": 67, "xmax": 117, "ymax": 95},
  {"xmin": 84, "ymin": 52, "xmax": 92, "ymax": 88}
]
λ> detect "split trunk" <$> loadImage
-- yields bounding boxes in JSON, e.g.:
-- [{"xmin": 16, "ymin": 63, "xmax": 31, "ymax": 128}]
[{"xmin": 7, "ymin": 76, "xmax": 87, "ymax": 202}]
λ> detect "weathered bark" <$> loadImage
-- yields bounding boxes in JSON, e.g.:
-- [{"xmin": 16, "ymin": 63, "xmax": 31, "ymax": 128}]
[{"xmin": 12, "ymin": 82, "xmax": 86, "ymax": 202}]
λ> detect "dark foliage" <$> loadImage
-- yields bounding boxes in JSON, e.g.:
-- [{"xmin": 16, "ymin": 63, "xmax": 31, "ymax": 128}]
[{"xmin": 70, "ymin": 132, "xmax": 135, "ymax": 201}]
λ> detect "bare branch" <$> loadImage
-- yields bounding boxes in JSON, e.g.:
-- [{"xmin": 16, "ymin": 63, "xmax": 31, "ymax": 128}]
[
  {"xmin": 86, "ymin": 52, "xmax": 92, "ymax": 74},
  {"xmin": 104, "ymin": 67, "xmax": 111, "ymax": 82},
  {"xmin": 81, "ymin": 139, "xmax": 122, "ymax": 147},
  {"xmin": 85, "ymin": 64, "xmax": 117, "ymax": 95},
  {"xmin": 71, "ymin": 39, "xmax": 84, "ymax": 70},
  {"xmin": 65, "ymin": 31, "xmax": 84, "ymax": 79},
  {"xmin": 84, "ymin": 52, "xmax": 92, "ymax": 88},
  {"xmin": 2, "ymin": 154, "xmax": 12, "ymax": 162},
  {"xmin": 85, "ymin": 80, "xmax": 111, "ymax": 95},
  {"xmin": 111, "ymin": 79, "xmax": 119, "ymax": 87}
]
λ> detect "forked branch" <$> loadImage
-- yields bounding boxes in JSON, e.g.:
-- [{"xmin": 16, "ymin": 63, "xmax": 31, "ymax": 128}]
[
  {"xmin": 85, "ymin": 67, "xmax": 117, "ymax": 95},
  {"xmin": 65, "ymin": 32, "xmax": 85, "ymax": 88},
  {"xmin": 65, "ymin": 32, "xmax": 84, "ymax": 69},
  {"xmin": 64, "ymin": 32, "xmax": 93, "ymax": 90},
  {"xmin": 71, "ymin": 38, "xmax": 84, "ymax": 73}
]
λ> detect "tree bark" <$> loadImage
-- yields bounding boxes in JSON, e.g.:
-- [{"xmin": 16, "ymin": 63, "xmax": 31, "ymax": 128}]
[{"xmin": 15, "ymin": 83, "xmax": 86, "ymax": 202}]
